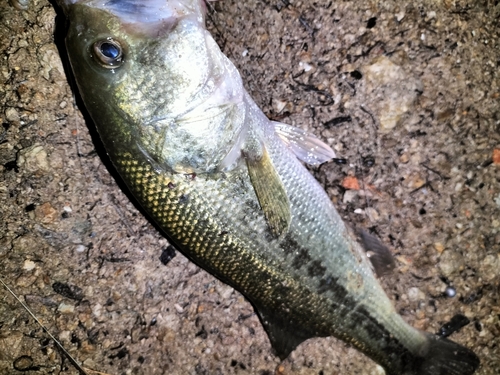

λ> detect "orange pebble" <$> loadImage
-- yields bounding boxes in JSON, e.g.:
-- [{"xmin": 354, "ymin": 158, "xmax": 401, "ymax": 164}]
[
  {"xmin": 342, "ymin": 176, "xmax": 360, "ymax": 190},
  {"xmin": 493, "ymin": 148, "xmax": 500, "ymax": 165}
]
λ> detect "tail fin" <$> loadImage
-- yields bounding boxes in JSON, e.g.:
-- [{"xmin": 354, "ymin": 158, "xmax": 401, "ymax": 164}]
[{"xmin": 416, "ymin": 333, "xmax": 479, "ymax": 375}]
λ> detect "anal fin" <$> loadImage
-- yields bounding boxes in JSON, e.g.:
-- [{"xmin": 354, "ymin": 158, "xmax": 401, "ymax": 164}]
[
  {"xmin": 256, "ymin": 307, "xmax": 311, "ymax": 360},
  {"xmin": 246, "ymin": 146, "xmax": 291, "ymax": 237}
]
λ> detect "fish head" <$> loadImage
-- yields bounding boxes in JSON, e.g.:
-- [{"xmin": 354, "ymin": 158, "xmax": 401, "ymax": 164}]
[{"xmin": 63, "ymin": 0, "xmax": 247, "ymax": 174}]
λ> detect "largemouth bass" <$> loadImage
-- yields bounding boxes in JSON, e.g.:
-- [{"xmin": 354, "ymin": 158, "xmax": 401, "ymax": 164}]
[{"xmin": 12, "ymin": 0, "xmax": 480, "ymax": 374}]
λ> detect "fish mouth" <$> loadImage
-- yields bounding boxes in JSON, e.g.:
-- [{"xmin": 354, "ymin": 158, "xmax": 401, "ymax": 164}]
[{"xmin": 62, "ymin": 0, "xmax": 206, "ymax": 34}]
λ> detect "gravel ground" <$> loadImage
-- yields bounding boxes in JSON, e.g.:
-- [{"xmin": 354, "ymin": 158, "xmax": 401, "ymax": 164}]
[{"xmin": 0, "ymin": 0, "xmax": 499, "ymax": 374}]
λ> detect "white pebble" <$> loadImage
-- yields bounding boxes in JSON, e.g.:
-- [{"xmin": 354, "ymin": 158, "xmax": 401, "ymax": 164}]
[
  {"xmin": 343, "ymin": 190, "xmax": 358, "ymax": 203},
  {"xmin": 58, "ymin": 302, "xmax": 75, "ymax": 314},
  {"xmin": 22, "ymin": 259, "xmax": 36, "ymax": 271},
  {"xmin": 395, "ymin": 10, "xmax": 405, "ymax": 22},
  {"xmin": 174, "ymin": 303, "xmax": 184, "ymax": 313},
  {"xmin": 75, "ymin": 244, "xmax": 86, "ymax": 253},
  {"xmin": 408, "ymin": 287, "xmax": 423, "ymax": 302},
  {"xmin": 299, "ymin": 61, "xmax": 312, "ymax": 72}
]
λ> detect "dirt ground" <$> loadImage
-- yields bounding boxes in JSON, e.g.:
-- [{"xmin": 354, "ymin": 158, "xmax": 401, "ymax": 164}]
[{"xmin": 1, "ymin": 0, "xmax": 499, "ymax": 374}]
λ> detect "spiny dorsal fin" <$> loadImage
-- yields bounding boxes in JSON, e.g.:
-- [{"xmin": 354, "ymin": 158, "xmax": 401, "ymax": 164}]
[
  {"xmin": 357, "ymin": 228, "xmax": 395, "ymax": 277},
  {"xmin": 273, "ymin": 122, "xmax": 336, "ymax": 165},
  {"xmin": 246, "ymin": 145, "xmax": 291, "ymax": 237}
]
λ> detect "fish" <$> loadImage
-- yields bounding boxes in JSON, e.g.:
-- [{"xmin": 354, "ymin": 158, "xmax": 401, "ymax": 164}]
[{"xmin": 12, "ymin": 0, "xmax": 480, "ymax": 374}]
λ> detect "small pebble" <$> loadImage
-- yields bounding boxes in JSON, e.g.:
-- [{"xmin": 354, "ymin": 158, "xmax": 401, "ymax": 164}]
[
  {"xmin": 13, "ymin": 355, "xmax": 33, "ymax": 371},
  {"xmin": 343, "ymin": 190, "xmax": 358, "ymax": 203},
  {"xmin": 17, "ymin": 144, "xmax": 50, "ymax": 172},
  {"xmin": 408, "ymin": 287, "xmax": 423, "ymax": 302},
  {"xmin": 57, "ymin": 302, "xmax": 75, "ymax": 314},
  {"xmin": 493, "ymin": 149, "xmax": 500, "ymax": 164},
  {"xmin": 174, "ymin": 303, "xmax": 184, "ymax": 313},
  {"xmin": 299, "ymin": 61, "xmax": 312, "ymax": 72},
  {"xmin": 59, "ymin": 331, "xmax": 71, "ymax": 342},
  {"xmin": 273, "ymin": 98, "xmax": 287, "ymax": 113},
  {"xmin": 75, "ymin": 244, "xmax": 86, "ymax": 253},
  {"xmin": 445, "ymin": 286, "xmax": 456, "ymax": 298},
  {"xmin": 22, "ymin": 259, "xmax": 36, "ymax": 271},
  {"xmin": 83, "ymin": 358, "xmax": 97, "ymax": 369},
  {"xmin": 5, "ymin": 107, "xmax": 20, "ymax": 122},
  {"xmin": 395, "ymin": 10, "xmax": 405, "ymax": 22},
  {"xmin": 35, "ymin": 202, "xmax": 57, "ymax": 224},
  {"xmin": 434, "ymin": 242, "xmax": 445, "ymax": 253},
  {"xmin": 342, "ymin": 176, "xmax": 360, "ymax": 190},
  {"xmin": 494, "ymin": 194, "xmax": 500, "ymax": 207},
  {"xmin": 365, "ymin": 207, "xmax": 379, "ymax": 221}
]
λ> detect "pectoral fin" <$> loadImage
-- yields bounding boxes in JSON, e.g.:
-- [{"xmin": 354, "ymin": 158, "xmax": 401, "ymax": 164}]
[
  {"xmin": 274, "ymin": 122, "xmax": 336, "ymax": 165},
  {"xmin": 246, "ymin": 146, "xmax": 291, "ymax": 237}
]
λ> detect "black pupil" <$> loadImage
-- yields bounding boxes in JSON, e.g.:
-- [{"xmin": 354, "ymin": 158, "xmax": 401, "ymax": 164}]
[{"xmin": 100, "ymin": 42, "xmax": 120, "ymax": 59}]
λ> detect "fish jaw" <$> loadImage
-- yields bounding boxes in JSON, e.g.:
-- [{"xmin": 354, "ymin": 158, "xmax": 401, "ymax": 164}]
[{"xmin": 57, "ymin": 0, "xmax": 206, "ymax": 30}]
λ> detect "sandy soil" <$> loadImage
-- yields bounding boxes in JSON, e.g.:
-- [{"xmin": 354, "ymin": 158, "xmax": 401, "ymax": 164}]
[{"xmin": 1, "ymin": 0, "xmax": 499, "ymax": 374}]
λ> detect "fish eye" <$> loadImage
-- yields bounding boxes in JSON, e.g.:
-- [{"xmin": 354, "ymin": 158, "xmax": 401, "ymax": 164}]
[{"xmin": 92, "ymin": 38, "xmax": 124, "ymax": 68}]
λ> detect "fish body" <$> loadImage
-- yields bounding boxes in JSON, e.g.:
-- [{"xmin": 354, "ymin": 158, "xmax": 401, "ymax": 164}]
[{"xmin": 16, "ymin": 0, "xmax": 480, "ymax": 374}]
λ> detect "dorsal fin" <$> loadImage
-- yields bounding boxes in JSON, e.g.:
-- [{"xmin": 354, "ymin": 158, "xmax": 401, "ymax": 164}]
[
  {"xmin": 357, "ymin": 229, "xmax": 395, "ymax": 277},
  {"xmin": 273, "ymin": 122, "xmax": 336, "ymax": 165}
]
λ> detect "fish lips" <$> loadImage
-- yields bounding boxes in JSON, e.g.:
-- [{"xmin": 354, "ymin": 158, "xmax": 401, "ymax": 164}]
[{"xmin": 61, "ymin": 0, "xmax": 206, "ymax": 37}]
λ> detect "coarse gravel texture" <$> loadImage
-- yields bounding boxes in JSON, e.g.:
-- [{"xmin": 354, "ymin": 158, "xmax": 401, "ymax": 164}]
[{"xmin": 0, "ymin": 0, "xmax": 499, "ymax": 375}]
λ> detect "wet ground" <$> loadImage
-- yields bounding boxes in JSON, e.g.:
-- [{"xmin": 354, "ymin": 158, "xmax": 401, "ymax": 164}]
[{"xmin": 1, "ymin": 0, "xmax": 499, "ymax": 374}]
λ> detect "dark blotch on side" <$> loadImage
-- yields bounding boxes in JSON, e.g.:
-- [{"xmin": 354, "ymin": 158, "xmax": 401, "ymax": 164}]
[
  {"xmin": 307, "ymin": 260, "xmax": 326, "ymax": 277},
  {"xmin": 292, "ymin": 248, "xmax": 312, "ymax": 270},
  {"xmin": 317, "ymin": 276, "xmax": 348, "ymax": 301},
  {"xmin": 355, "ymin": 305, "xmax": 417, "ymax": 372},
  {"xmin": 279, "ymin": 235, "xmax": 306, "ymax": 256}
]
